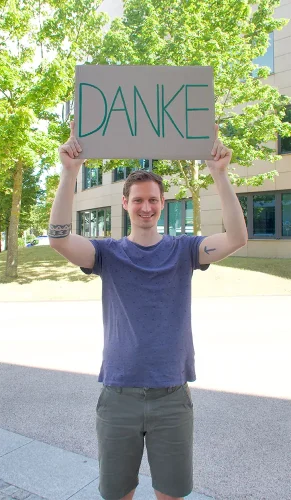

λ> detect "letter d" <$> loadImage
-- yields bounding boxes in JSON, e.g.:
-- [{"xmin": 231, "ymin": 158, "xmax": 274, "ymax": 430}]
[{"xmin": 79, "ymin": 83, "xmax": 107, "ymax": 138}]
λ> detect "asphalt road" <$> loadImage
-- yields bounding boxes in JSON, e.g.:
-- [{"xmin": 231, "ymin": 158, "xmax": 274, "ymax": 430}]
[{"xmin": 0, "ymin": 296, "xmax": 290, "ymax": 500}]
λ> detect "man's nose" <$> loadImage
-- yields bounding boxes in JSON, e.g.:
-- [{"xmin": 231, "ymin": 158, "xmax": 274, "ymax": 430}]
[{"xmin": 141, "ymin": 201, "xmax": 151, "ymax": 212}]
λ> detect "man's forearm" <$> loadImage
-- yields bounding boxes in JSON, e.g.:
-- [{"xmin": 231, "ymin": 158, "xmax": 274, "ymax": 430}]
[
  {"xmin": 213, "ymin": 171, "xmax": 248, "ymax": 244},
  {"xmin": 48, "ymin": 170, "xmax": 76, "ymax": 241}
]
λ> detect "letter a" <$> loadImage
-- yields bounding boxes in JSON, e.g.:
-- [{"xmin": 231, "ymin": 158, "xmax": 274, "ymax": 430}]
[{"xmin": 103, "ymin": 87, "xmax": 134, "ymax": 136}]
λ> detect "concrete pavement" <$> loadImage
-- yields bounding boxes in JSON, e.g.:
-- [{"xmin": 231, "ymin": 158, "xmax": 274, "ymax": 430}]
[
  {"xmin": 0, "ymin": 428, "xmax": 213, "ymax": 500},
  {"xmin": 0, "ymin": 296, "xmax": 291, "ymax": 499}
]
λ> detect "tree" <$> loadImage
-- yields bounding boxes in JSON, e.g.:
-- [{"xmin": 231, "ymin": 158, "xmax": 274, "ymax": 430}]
[
  {"xmin": 97, "ymin": 0, "xmax": 291, "ymax": 234},
  {"xmin": 0, "ymin": 168, "xmax": 43, "ymax": 252},
  {"xmin": 0, "ymin": 0, "xmax": 108, "ymax": 278},
  {"xmin": 29, "ymin": 173, "xmax": 60, "ymax": 236}
]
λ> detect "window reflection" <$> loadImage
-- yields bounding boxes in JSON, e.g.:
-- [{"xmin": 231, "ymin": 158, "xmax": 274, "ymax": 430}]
[
  {"xmin": 185, "ymin": 200, "xmax": 193, "ymax": 235},
  {"xmin": 253, "ymin": 195, "xmax": 275, "ymax": 236},
  {"xmin": 105, "ymin": 210, "xmax": 111, "ymax": 237},
  {"xmin": 157, "ymin": 209, "xmax": 164, "ymax": 235},
  {"xmin": 168, "ymin": 201, "xmax": 182, "ymax": 236},
  {"xmin": 115, "ymin": 166, "xmax": 125, "ymax": 181},
  {"xmin": 238, "ymin": 195, "xmax": 248, "ymax": 226},
  {"xmin": 84, "ymin": 211, "xmax": 90, "ymax": 237},
  {"xmin": 90, "ymin": 210, "xmax": 97, "ymax": 237},
  {"xmin": 79, "ymin": 208, "xmax": 111, "ymax": 237},
  {"xmin": 139, "ymin": 159, "xmax": 150, "ymax": 170},
  {"xmin": 98, "ymin": 210, "xmax": 105, "ymax": 237},
  {"xmin": 84, "ymin": 167, "xmax": 102, "ymax": 189},
  {"xmin": 282, "ymin": 193, "xmax": 291, "ymax": 237}
]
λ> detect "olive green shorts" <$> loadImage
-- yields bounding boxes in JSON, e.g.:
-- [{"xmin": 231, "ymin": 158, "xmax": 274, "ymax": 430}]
[{"xmin": 96, "ymin": 383, "xmax": 194, "ymax": 500}]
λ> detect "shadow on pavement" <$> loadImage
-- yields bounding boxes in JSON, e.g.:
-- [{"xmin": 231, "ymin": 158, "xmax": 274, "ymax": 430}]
[{"xmin": 0, "ymin": 362, "xmax": 290, "ymax": 500}]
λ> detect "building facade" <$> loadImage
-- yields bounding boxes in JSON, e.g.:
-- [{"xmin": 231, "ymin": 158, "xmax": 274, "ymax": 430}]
[{"xmin": 72, "ymin": 0, "xmax": 291, "ymax": 258}]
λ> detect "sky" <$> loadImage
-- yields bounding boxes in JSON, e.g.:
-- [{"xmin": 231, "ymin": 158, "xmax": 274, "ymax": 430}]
[{"xmin": 98, "ymin": 0, "xmax": 123, "ymax": 18}]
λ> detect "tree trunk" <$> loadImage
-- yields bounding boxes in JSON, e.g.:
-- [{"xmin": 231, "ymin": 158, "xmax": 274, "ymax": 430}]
[
  {"xmin": 5, "ymin": 161, "xmax": 23, "ymax": 279},
  {"xmin": 193, "ymin": 160, "xmax": 201, "ymax": 236}
]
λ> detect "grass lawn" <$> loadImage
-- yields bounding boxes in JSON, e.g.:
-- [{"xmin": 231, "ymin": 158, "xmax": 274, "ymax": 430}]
[{"xmin": 0, "ymin": 245, "xmax": 290, "ymax": 301}]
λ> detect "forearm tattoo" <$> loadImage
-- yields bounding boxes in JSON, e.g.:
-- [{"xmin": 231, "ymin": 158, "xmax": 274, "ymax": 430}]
[{"xmin": 48, "ymin": 223, "xmax": 71, "ymax": 238}]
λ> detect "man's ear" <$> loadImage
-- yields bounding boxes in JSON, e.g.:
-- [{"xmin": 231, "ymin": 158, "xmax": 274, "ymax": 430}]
[{"xmin": 122, "ymin": 195, "xmax": 128, "ymax": 210}]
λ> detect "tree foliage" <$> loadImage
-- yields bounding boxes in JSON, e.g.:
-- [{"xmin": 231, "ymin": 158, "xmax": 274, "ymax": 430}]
[
  {"xmin": 0, "ymin": 0, "xmax": 108, "ymax": 277},
  {"xmin": 29, "ymin": 173, "xmax": 60, "ymax": 236},
  {"xmin": 97, "ymin": 0, "xmax": 291, "ymax": 233}
]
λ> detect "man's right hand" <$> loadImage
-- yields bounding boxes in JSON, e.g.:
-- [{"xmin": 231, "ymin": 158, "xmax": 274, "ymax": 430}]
[{"xmin": 58, "ymin": 121, "xmax": 86, "ymax": 173}]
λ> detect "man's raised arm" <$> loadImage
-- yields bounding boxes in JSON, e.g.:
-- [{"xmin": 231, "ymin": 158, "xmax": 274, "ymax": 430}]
[
  {"xmin": 48, "ymin": 121, "xmax": 95, "ymax": 269},
  {"xmin": 198, "ymin": 124, "xmax": 248, "ymax": 266}
]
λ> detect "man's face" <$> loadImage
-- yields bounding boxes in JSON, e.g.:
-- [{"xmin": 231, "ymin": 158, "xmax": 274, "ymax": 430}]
[{"xmin": 122, "ymin": 181, "xmax": 165, "ymax": 230}]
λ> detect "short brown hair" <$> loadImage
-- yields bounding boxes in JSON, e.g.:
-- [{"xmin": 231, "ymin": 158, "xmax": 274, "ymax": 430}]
[{"xmin": 123, "ymin": 170, "xmax": 164, "ymax": 199}]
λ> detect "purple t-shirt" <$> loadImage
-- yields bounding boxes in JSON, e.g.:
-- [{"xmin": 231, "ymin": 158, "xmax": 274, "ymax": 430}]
[{"xmin": 81, "ymin": 234, "xmax": 209, "ymax": 388}]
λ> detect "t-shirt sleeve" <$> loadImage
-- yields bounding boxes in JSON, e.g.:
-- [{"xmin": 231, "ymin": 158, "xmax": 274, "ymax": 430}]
[
  {"xmin": 189, "ymin": 235, "xmax": 210, "ymax": 271},
  {"xmin": 80, "ymin": 239, "xmax": 103, "ymax": 276}
]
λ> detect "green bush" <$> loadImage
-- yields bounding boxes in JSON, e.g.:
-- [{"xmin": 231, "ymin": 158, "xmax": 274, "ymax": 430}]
[{"xmin": 18, "ymin": 238, "xmax": 25, "ymax": 248}]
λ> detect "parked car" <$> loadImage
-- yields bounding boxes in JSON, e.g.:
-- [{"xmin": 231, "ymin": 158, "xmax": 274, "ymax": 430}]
[{"xmin": 26, "ymin": 239, "xmax": 39, "ymax": 247}]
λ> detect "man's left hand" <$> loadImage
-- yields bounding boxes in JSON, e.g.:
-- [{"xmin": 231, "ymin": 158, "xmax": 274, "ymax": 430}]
[{"xmin": 206, "ymin": 124, "xmax": 232, "ymax": 174}]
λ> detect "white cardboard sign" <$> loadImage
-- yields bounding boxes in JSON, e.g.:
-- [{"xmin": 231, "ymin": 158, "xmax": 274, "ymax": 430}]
[{"xmin": 74, "ymin": 65, "xmax": 215, "ymax": 160}]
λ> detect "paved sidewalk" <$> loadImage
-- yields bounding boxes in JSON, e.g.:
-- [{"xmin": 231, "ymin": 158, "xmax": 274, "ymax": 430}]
[
  {"xmin": 0, "ymin": 429, "xmax": 213, "ymax": 500},
  {"xmin": 1, "ymin": 296, "xmax": 291, "ymax": 500}
]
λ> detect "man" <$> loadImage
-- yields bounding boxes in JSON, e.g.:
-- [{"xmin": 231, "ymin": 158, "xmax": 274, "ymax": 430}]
[{"xmin": 49, "ymin": 121, "xmax": 247, "ymax": 500}]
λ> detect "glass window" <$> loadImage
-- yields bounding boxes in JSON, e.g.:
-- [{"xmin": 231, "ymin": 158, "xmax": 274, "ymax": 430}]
[
  {"xmin": 114, "ymin": 166, "xmax": 131, "ymax": 181},
  {"xmin": 79, "ymin": 208, "xmax": 111, "ymax": 237},
  {"xmin": 91, "ymin": 168, "xmax": 97, "ymax": 187},
  {"xmin": 157, "ymin": 208, "xmax": 164, "ymax": 234},
  {"xmin": 238, "ymin": 195, "xmax": 248, "ymax": 226},
  {"xmin": 168, "ymin": 201, "xmax": 182, "ymax": 236},
  {"xmin": 80, "ymin": 212, "xmax": 84, "ymax": 235},
  {"xmin": 139, "ymin": 159, "xmax": 150, "ymax": 171},
  {"xmin": 97, "ymin": 209, "xmax": 105, "ymax": 237},
  {"xmin": 125, "ymin": 211, "xmax": 131, "ymax": 236},
  {"xmin": 90, "ymin": 210, "xmax": 97, "ymax": 237},
  {"xmin": 105, "ymin": 209, "xmax": 111, "ymax": 237},
  {"xmin": 84, "ymin": 211, "xmax": 90, "ymax": 237},
  {"xmin": 114, "ymin": 166, "xmax": 126, "ymax": 181},
  {"xmin": 252, "ymin": 32, "xmax": 274, "ymax": 77},
  {"xmin": 253, "ymin": 194, "xmax": 275, "ymax": 237},
  {"xmin": 84, "ymin": 167, "xmax": 102, "ymax": 189},
  {"xmin": 185, "ymin": 200, "xmax": 193, "ymax": 235},
  {"xmin": 279, "ymin": 106, "xmax": 291, "ymax": 155},
  {"xmin": 114, "ymin": 162, "xmax": 149, "ymax": 182},
  {"xmin": 282, "ymin": 193, "xmax": 291, "ymax": 237}
]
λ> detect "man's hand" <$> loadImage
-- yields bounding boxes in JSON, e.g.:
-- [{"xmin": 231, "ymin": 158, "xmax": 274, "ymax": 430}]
[
  {"xmin": 206, "ymin": 124, "xmax": 232, "ymax": 174},
  {"xmin": 58, "ymin": 121, "xmax": 86, "ymax": 173}
]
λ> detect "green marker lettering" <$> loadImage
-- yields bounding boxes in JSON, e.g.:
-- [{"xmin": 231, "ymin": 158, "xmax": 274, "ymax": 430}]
[
  {"xmin": 185, "ymin": 85, "xmax": 210, "ymax": 139},
  {"xmin": 79, "ymin": 83, "xmax": 107, "ymax": 138},
  {"xmin": 103, "ymin": 86, "xmax": 134, "ymax": 136},
  {"xmin": 134, "ymin": 85, "xmax": 160, "ymax": 137},
  {"xmin": 161, "ymin": 85, "xmax": 185, "ymax": 138}
]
